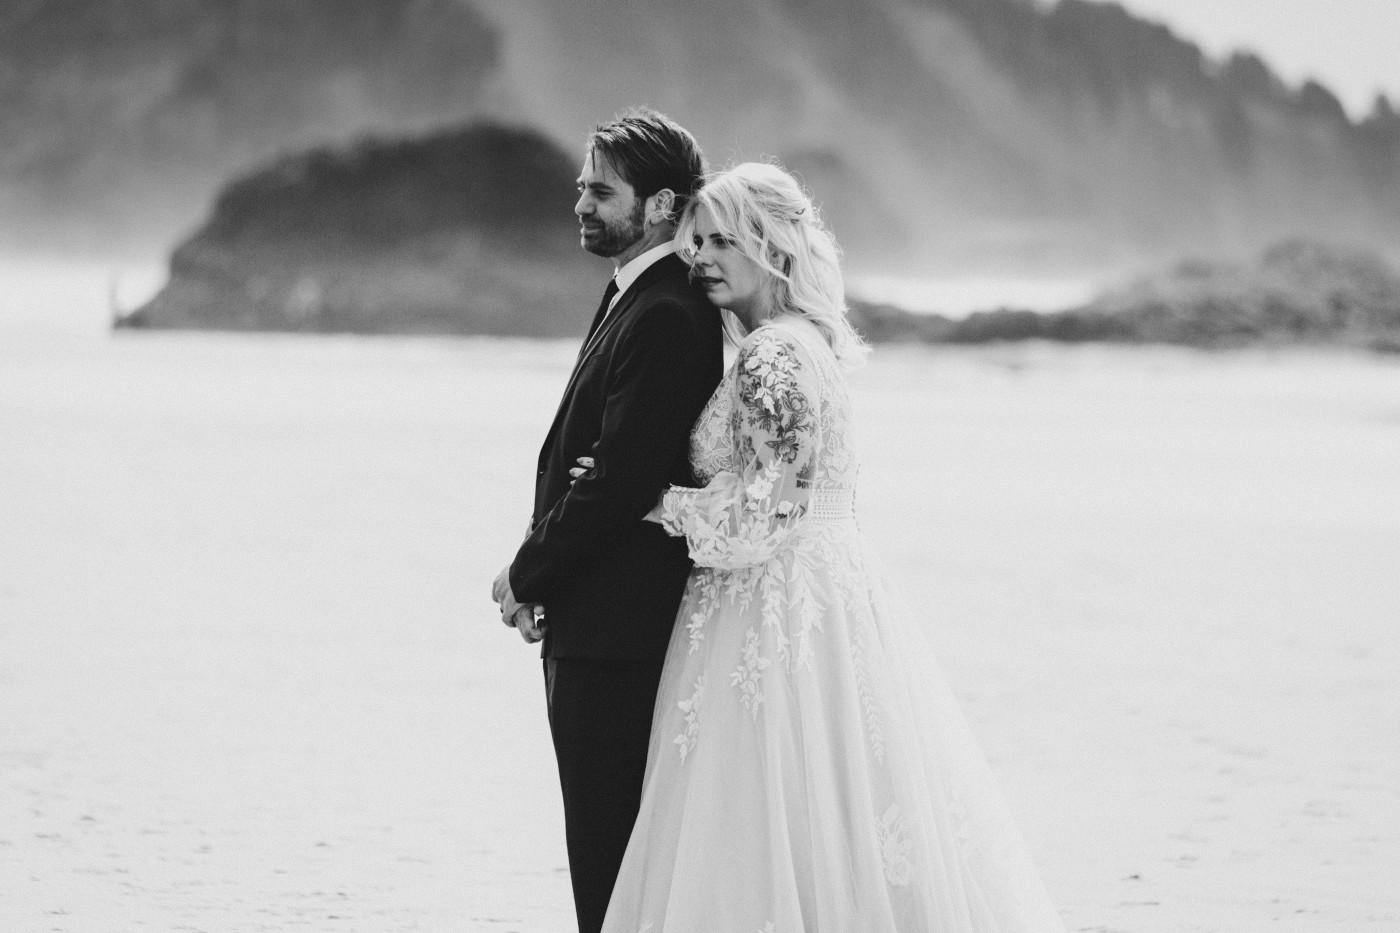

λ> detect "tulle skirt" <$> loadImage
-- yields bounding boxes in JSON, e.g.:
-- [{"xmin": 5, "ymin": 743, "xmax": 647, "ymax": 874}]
[{"xmin": 600, "ymin": 521, "xmax": 1067, "ymax": 933}]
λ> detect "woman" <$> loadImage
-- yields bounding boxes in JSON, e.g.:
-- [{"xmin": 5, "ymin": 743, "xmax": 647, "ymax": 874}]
[{"xmin": 596, "ymin": 163, "xmax": 1067, "ymax": 932}]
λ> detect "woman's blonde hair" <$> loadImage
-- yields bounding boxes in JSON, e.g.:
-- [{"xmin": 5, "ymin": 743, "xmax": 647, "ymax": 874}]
[{"xmin": 676, "ymin": 161, "xmax": 868, "ymax": 366}]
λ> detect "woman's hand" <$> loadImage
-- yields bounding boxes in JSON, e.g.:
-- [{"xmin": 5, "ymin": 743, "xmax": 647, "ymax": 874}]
[
  {"xmin": 642, "ymin": 495, "xmax": 667, "ymax": 524},
  {"xmin": 570, "ymin": 455, "xmax": 666, "ymax": 524},
  {"xmin": 568, "ymin": 456, "xmax": 595, "ymax": 486}
]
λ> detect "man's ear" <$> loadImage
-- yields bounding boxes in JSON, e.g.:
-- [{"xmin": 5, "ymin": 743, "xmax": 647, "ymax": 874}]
[{"xmin": 647, "ymin": 188, "xmax": 677, "ymax": 226}]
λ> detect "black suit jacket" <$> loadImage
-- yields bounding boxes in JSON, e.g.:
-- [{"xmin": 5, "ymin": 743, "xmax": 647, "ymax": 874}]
[{"xmin": 510, "ymin": 253, "xmax": 724, "ymax": 660}]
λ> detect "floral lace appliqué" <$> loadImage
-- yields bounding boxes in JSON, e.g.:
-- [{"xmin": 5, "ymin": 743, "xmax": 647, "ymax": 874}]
[
  {"xmin": 731, "ymin": 627, "xmax": 771, "ymax": 717},
  {"xmin": 851, "ymin": 622, "xmax": 885, "ymax": 765},
  {"xmin": 877, "ymin": 802, "xmax": 913, "ymax": 886},
  {"xmin": 689, "ymin": 375, "xmax": 733, "ymax": 483},
  {"xmin": 674, "ymin": 673, "xmax": 707, "ymax": 762},
  {"xmin": 739, "ymin": 332, "xmax": 814, "ymax": 467},
  {"xmin": 686, "ymin": 570, "xmax": 722, "ymax": 654}
]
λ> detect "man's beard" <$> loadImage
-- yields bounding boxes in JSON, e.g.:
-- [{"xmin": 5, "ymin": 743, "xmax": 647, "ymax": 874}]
[{"xmin": 583, "ymin": 198, "xmax": 646, "ymax": 258}]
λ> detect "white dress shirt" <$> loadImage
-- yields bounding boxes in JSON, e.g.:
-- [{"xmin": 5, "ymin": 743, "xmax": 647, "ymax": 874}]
[{"xmin": 606, "ymin": 241, "xmax": 679, "ymax": 319}]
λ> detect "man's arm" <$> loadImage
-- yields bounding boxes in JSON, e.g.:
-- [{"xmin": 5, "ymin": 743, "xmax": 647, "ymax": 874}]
[{"xmin": 508, "ymin": 302, "xmax": 706, "ymax": 603}]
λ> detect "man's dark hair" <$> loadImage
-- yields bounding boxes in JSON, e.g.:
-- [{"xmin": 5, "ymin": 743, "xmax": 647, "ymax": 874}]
[{"xmin": 588, "ymin": 107, "xmax": 706, "ymax": 217}]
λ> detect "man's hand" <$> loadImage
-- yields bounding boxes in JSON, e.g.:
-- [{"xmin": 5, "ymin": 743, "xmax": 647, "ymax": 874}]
[
  {"xmin": 494, "ymin": 565, "xmax": 545, "ymax": 642},
  {"xmin": 509, "ymin": 604, "xmax": 546, "ymax": 644},
  {"xmin": 493, "ymin": 565, "xmax": 521, "ymax": 616}
]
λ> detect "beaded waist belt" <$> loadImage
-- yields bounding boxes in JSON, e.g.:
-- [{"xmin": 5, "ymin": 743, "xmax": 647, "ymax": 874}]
[{"xmin": 808, "ymin": 487, "xmax": 856, "ymax": 523}]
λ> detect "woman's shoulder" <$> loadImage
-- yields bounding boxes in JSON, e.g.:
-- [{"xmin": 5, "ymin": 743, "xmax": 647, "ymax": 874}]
[
  {"xmin": 743, "ymin": 316, "xmax": 834, "ymax": 366},
  {"xmin": 735, "ymin": 317, "xmax": 830, "ymax": 390},
  {"xmin": 738, "ymin": 320, "xmax": 798, "ymax": 362},
  {"xmin": 743, "ymin": 315, "xmax": 821, "ymax": 348}
]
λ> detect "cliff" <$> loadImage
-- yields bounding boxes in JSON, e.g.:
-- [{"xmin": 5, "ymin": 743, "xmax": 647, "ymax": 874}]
[{"xmin": 121, "ymin": 123, "xmax": 603, "ymax": 336}]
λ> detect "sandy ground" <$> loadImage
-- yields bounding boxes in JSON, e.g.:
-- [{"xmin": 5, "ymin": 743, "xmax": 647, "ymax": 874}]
[{"xmin": 2, "ymin": 317, "xmax": 1398, "ymax": 931}]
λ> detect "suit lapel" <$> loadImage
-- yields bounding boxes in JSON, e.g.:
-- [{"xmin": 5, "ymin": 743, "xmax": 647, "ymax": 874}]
[
  {"xmin": 576, "ymin": 279, "xmax": 618, "ymax": 365},
  {"xmin": 546, "ymin": 254, "xmax": 685, "ymax": 436}
]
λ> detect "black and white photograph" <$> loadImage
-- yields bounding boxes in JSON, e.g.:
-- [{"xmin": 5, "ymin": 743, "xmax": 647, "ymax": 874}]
[{"xmin": 2, "ymin": 2, "xmax": 1398, "ymax": 931}]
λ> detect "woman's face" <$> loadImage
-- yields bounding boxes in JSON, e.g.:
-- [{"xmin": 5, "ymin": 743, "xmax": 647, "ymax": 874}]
[{"xmin": 687, "ymin": 204, "xmax": 769, "ymax": 316}]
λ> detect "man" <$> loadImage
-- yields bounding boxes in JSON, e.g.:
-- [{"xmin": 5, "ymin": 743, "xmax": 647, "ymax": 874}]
[{"xmin": 491, "ymin": 109, "xmax": 722, "ymax": 933}]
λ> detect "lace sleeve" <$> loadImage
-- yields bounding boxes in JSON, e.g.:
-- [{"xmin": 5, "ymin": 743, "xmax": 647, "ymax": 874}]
[{"xmin": 657, "ymin": 328, "xmax": 819, "ymax": 569}]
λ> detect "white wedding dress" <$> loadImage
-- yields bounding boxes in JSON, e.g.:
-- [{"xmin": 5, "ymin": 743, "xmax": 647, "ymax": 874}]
[{"xmin": 601, "ymin": 317, "xmax": 1067, "ymax": 933}]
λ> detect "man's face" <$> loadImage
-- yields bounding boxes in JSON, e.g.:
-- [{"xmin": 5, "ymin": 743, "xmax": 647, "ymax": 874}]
[{"xmin": 575, "ymin": 150, "xmax": 646, "ymax": 259}]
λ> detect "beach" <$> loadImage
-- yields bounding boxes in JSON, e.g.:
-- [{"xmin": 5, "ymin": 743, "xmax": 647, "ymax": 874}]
[{"xmin": 2, "ymin": 291, "xmax": 1398, "ymax": 930}]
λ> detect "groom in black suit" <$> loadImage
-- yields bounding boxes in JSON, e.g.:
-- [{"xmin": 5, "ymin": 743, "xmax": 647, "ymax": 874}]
[{"xmin": 492, "ymin": 109, "xmax": 722, "ymax": 933}]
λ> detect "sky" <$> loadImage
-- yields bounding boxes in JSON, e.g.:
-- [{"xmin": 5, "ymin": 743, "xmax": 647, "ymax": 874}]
[{"xmin": 1115, "ymin": 0, "xmax": 1400, "ymax": 118}]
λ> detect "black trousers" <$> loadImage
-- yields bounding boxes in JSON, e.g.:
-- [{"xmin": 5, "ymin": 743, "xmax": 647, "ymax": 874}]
[{"xmin": 544, "ymin": 657, "xmax": 666, "ymax": 933}]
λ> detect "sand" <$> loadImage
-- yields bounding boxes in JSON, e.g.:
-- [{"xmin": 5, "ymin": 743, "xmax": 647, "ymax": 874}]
[{"xmin": 2, "ymin": 312, "xmax": 1398, "ymax": 930}]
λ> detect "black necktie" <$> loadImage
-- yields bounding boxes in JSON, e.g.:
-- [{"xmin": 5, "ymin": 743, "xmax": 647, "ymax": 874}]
[{"xmin": 578, "ymin": 278, "xmax": 619, "ymax": 360}]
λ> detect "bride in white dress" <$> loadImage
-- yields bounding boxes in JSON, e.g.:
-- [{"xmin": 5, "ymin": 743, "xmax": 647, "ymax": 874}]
[{"xmin": 598, "ymin": 163, "xmax": 1067, "ymax": 932}]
